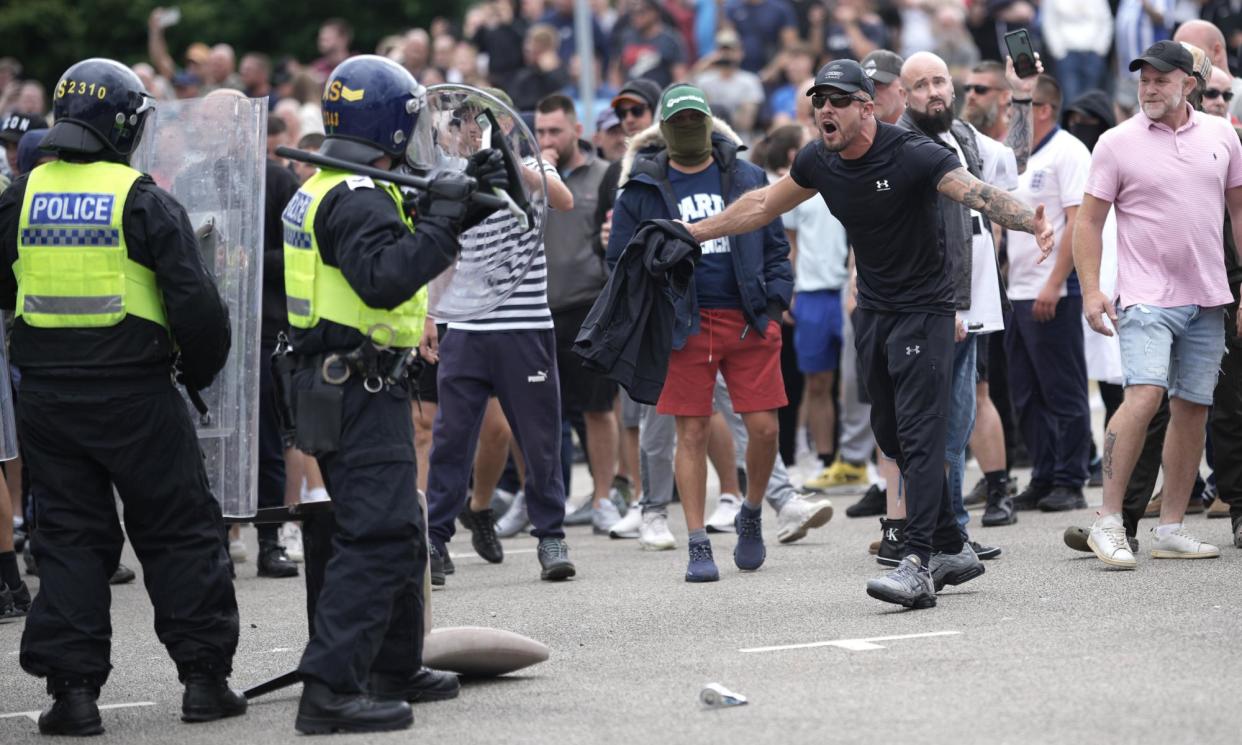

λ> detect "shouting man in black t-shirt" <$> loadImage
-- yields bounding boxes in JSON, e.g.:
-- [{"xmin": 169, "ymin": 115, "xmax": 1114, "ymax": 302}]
[{"xmin": 686, "ymin": 59, "xmax": 1054, "ymax": 610}]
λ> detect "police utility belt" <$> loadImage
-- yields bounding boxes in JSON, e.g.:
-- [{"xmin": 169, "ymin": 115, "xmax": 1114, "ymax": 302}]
[{"xmin": 304, "ymin": 336, "xmax": 418, "ymax": 393}]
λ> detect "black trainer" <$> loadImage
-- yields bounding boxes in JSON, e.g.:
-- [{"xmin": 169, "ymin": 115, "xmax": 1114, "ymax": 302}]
[
  {"xmin": 1038, "ymin": 486, "xmax": 1087, "ymax": 512},
  {"xmin": 429, "ymin": 545, "xmax": 447, "ymax": 587},
  {"xmin": 39, "ymin": 685, "xmax": 104, "ymax": 736},
  {"xmin": 109, "ymin": 563, "xmax": 136, "ymax": 585},
  {"xmin": 257, "ymin": 542, "xmax": 299, "ymax": 578},
  {"xmin": 459, "ymin": 507, "xmax": 504, "ymax": 564},
  {"xmin": 0, "ymin": 585, "xmax": 14, "ymax": 621},
  {"xmin": 295, "ymin": 678, "xmax": 413, "ymax": 735},
  {"xmin": 370, "ymin": 667, "xmax": 460, "ymax": 703},
  {"xmin": 1013, "ymin": 482, "xmax": 1052, "ymax": 511},
  {"xmin": 537, "ymin": 537, "xmax": 575, "ymax": 581},
  {"xmin": 969, "ymin": 540, "xmax": 1002, "ymax": 560},
  {"xmin": 876, "ymin": 517, "xmax": 906, "ymax": 567},
  {"xmin": 181, "ymin": 673, "xmax": 247, "ymax": 723},
  {"xmin": 846, "ymin": 484, "xmax": 886, "ymax": 518},
  {"xmin": 981, "ymin": 487, "xmax": 1017, "ymax": 527},
  {"xmin": 2, "ymin": 581, "xmax": 32, "ymax": 619}
]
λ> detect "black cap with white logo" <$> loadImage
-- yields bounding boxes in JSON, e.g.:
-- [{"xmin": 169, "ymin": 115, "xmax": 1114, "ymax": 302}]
[
  {"xmin": 1128, "ymin": 40, "xmax": 1194, "ymax": 75},
  {"xmin": 0, "ymin": 112, "xmax": 49, "ymax": 145},
  {"xmin": 808, "ymin": 59, "xmax": 876, "ymax": 98}
]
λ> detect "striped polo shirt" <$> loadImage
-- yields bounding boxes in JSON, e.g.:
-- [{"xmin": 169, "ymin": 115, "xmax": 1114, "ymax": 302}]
[{"xmin": 447, "ymin": 158, "xmax": 558, "ymax": 332}]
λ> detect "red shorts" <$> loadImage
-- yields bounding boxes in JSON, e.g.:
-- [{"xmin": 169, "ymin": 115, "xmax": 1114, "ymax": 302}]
[{"xmin": 656, "ymin": 309, "xmax": 787, "ymax": 417}]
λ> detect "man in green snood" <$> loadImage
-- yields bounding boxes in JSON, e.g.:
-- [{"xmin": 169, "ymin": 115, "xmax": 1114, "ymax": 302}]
[{"xmin": 605, "ymin": 84, "xmax": 796, "ymax": 582}]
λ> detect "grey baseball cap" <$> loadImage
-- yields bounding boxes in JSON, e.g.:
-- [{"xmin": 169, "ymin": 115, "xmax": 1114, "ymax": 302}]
[{"xmin": 861, "ymin": 50, "xmax": 904, "ymax": 85}]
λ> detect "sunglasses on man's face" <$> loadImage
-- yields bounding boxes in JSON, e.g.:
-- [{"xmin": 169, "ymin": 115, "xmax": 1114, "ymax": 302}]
[
  {"xmin": 1204, "ymin": 88, "xmax": 1235, "ymax": 102},
  {"xmin": 963, "ymin": 84, "xmax": 998, "ymax": 96},
  {"xmin": 615, "ymin": 103, "xmax": 648, "ymax": 119},
  {"xmin": 811, "ymin": 92, "xmax": 865, "ymax": 110}
]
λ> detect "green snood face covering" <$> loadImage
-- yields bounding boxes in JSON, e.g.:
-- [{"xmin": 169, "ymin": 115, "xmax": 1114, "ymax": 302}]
[{"xmin": 661, "ymin": 118, "xmax": 713, "ymax": 166}]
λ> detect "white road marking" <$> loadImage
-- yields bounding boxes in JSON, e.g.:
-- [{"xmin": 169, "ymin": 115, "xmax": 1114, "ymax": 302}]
[
  {"xmin": 739, "ymin": 630, "xmax": 962, "ymax": 654},
  {"xmin": 1, "ymin": 701, "xmax": 155, "ymax": 723},
  {"xmin": 449, "ymin": 548, "xmax": 537, "ymax": 560}
]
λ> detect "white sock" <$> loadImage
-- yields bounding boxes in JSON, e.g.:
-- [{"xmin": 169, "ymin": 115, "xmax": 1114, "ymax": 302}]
[
  {"xmin": 1096, "ymin": 512, "xmax": 1124, "ymax": 528},
  {"xmin": 1155, "ymin": 522, "xmax": 1183, "ymax": 539}
]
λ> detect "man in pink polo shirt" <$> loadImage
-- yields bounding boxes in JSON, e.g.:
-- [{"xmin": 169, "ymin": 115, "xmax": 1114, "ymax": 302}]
[{"xmin": 1075, "ymin": 40, "xmax": 1242, "ymax": 568}]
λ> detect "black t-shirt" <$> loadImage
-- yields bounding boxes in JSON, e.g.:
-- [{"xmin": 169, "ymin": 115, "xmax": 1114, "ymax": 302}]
[{"xmin": 789, "ymin": 122, "xmax": 959, "ymax": 314}]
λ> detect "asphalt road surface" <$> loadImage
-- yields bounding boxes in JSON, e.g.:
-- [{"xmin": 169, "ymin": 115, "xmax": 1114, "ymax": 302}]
[{"xmin": 2, "ymin": 464, "xmax": 1239, "ymax": 744}]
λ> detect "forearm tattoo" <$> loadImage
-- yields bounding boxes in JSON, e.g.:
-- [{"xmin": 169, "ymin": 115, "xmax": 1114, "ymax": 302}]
[
  {"xmin": 1102, "ymin": 430, "xmax": 1117, "ymax": 480},
  {"xmin": 1005, "ymin": 101, "xmax": 1033, "ymax": 173},
  {"xmin": 939, "ymin": 168, "xmax": 1036, "ymax": 233}
]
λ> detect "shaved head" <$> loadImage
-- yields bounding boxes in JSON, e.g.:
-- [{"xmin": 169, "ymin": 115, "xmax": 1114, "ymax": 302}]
[
  {"xmin": 900, "ymin": 51, "xmax": 951, "ymax": 89},
  {"xmin": 901, "ymin": 52, "xmax": 955, "ymax": 135},
  {"xmin": 1174, "ymin": 20, "xmax": 1229, "ymax": 71}
]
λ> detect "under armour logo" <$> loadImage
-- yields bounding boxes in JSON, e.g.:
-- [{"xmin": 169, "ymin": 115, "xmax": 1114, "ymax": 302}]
[
  {"xmin": 527, "ymin": 370, "xmax": 548, "ymax": 383},
  {"xmin": 876, "ymin": 180, "xmax": 891, "ymax": 191},
  {"xmin": 906, "ymin": 345, "xmax": 920, "ymax": 356},
  {"xmin": 885, "ymin": 528, "xmax": 899, "ymax": 541}
]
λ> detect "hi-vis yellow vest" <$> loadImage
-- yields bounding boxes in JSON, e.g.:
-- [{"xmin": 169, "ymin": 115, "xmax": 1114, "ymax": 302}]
[
  {"xmin": 282, "ymin": 170, "xmax": 426, "ymax": 348},
  {"xmin": 16, "ymin": 161, "xmax": 167, "ymax": 329}
]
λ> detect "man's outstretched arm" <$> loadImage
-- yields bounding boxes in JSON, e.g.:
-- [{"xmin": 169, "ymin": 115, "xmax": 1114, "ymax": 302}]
[
  {"xmin": 937, "ymin": 167, "xmax": 1053, "ymax": 256},
  {"xmin": 687, "ymin": 174, "xmax": 817, "ymax": 243}
]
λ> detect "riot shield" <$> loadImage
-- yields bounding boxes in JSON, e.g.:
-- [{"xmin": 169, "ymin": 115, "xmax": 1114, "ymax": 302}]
[
  {"xmin": 412, "ymin": 85, "xmax": 548, "ymax": 321},
  {"xmin": 0, "ymin": 334, "xmax": 18, "ymax": 461},
  {"xmin": 132, "ymin": 94, "xmax": 266, "ymax": 518}
]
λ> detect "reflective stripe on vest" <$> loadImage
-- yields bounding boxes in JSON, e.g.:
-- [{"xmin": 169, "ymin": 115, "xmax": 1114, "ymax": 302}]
[
  {"xmin": 281, "ymin": 170, "xmax": 426, "ymax": 348},
  {"xmin": 16, "ymin": 161, "xmax": 167, "ymax": 329}
]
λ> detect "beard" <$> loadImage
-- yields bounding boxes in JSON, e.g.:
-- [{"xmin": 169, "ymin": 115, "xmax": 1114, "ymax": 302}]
[
  {"xmin": 962, "ymin": 100, "xmax": 999, "ymax": 132},
  {"xmin": 908, "ymin": 103, "xmax": 955, "ymax": 136},
  {"xmin": 1141, "ymin": 89, "xmax": 1184, "ymax": 121}
]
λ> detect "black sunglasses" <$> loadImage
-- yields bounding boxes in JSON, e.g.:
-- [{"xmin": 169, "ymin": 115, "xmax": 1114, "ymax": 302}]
[
  {"xmin": 615, "ymin": 103, "xmax": 648, "ymax": 119},
  {"xmin": 963, "ymin": 84, "xmax": 998, "ymax": 95},
  {"xmin": 1204, "ymin": 88, "xmax": 1235, "ymax": 101},
  {"xmin": 811, "ymin": 92, "xmax": 865, "ymax": 110}
]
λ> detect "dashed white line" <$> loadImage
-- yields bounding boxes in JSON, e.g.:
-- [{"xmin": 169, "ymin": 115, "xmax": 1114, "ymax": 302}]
[
  {"xmin": 739, "ymin": 630, "xmax": 962, "ymax": 654},
  {"xmin": 1, "ymin": 701, "xmax": 155, "ymax": 723}
]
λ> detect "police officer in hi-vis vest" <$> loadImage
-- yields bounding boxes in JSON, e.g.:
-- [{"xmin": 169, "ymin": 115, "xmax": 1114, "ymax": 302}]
[
  {"xmin": 282, "ymin": 55, "xmax": 506, "ymax": 734},
  {"xmin": 0, "ymin": 59, "xmax": 243, "ymax": 735}
]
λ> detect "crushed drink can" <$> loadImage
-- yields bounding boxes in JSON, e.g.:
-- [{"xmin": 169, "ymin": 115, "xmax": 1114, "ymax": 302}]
[{"xmin": 700, "ymin": 683, "xmax": 748, "ymax": 708}]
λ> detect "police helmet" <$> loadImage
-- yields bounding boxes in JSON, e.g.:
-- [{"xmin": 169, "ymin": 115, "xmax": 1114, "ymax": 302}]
[
  {"xmin": 41, "ymin": 58, "xmax": 155, "ymax": 158},
  {"xmin": 320, "ymin": 55, "xmax": 432, "ymax": 166}
]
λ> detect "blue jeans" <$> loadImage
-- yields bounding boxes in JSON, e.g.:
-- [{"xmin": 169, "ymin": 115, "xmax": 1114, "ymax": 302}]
[
  {"xmin": 1118, "ymin": 304, "xmax": 1226, "ymax": 406},
  {"xmin": 1056, "ymin": 51, "xmax": 1106, "ymax": 113},
  {"xmin": 946, "ymin": 335, "xmax": 978, "ymax": 539}
]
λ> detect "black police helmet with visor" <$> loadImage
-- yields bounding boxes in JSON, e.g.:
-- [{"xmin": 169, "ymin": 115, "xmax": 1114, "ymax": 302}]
[
  {"xmin": 41, "ymin": 58, "xmax": 155, "ymax": 160},
  {"xmin": 319, "ymin": 54, "xmax": 433, "ymax": 169}
]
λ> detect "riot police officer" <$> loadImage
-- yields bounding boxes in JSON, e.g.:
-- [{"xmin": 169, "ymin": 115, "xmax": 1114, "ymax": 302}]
[
  {"xmin": 0, "ymin": 59, "xmax": 244, "ymax": 735},
  {"xmin": 283, "ymin": 55, "xmax": 501, "ymax": 734}
]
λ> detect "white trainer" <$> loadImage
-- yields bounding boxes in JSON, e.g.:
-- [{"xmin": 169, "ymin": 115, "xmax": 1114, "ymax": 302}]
[
  {"xmin": 608, "ymin": 503, "xmax": 643, "ymax": 539},
  {"xmin": 1150, "ymin": 524, "xmax": 1220, "ymax": 559},
  {"xmin": 281, "ymin": 522, "xmax": 304, "ymax": 563},
  {"xmin": 228, "ymin": 538, "xmax": 248, "ymax": 563},
  {"xmin": 776, "ymin": 496, "xmax": 834, "ymax": 544},
  {"xmin": 592, "ymin": 498, "xmax": 623, "ymax": 535},
  {"xmin": 638, "ymin": 511, "xmax": 676, "ymax": 550},
  {"xmin": 495, "ymin": 491, "xmax": 530, "ymax": 538},
  {"xmin": 1088, "ymin": 513, "xmax": 1136, "ymax": 568},
  {"xmin": 706, "ymin": 493, "xmax": 741, "ymax": 534}
]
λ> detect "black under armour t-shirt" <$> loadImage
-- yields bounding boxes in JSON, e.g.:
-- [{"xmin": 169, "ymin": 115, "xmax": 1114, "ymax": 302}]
[{"xmin": 789, "ymin": 121, "xmax": 960, "ymax": 315}]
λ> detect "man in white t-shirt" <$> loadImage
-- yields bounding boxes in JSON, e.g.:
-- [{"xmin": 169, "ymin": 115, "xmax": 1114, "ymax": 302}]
[{"xmin": 1004, "ymin": 74, "xmax": 1094, "ymax": 514}]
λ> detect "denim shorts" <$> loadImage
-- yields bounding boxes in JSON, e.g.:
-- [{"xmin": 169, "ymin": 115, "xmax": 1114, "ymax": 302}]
[{"xmin": 1117, "ymin": 304, "xmax": 1225, "ymax": 405}]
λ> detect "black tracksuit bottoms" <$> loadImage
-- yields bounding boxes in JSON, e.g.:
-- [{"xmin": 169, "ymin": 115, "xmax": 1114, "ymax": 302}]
[{"xmin": 854, "ymin": 309, "xmax": 964, "ymax": 564}]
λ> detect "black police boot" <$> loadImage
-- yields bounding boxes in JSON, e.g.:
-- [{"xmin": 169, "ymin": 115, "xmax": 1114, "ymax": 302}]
[
  {"xmin": 181, "ymin": 673, "xmax": 247, "ymax": 723},
  {"xmin": 876, "ymin": 517, "xmax": 906, "ymax": 567},
  {"xmin": 370, "ymin": 667, "xmax": 461, "ymax": 703},
  {"xmin": 1037, "ymin": 486, "xmax": 1088, "ymax": 512},
  {"xmin": 1013, "ymin": 482, "xmax": 1052, "ymax": 511},
  {"xmin": 846, "ymin": 484, "xmax": 886, "ymax": 518},
  {"xmin": 295, "ymin": 678, "xmax": 413, "ymax": 734},
  {"xmin": 257, "ymin": 541, "xmax": 299, "ymax": 578},
  {"xmin": 38, "ymin": 681, "xmax": 103, "ymax": 736},
  {"xmin": 109, "ymin": 563, "xmax": 136, "ymax": 585},
  {"xmin": 429, "ymin": 545, "xmax": 447, "ymax": 587},
  {"xmin": 459, "ymin": 506, "xmax": 504, "ymax": 564}
]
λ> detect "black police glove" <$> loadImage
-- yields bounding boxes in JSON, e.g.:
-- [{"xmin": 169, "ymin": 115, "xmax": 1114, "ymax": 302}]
[
  {"xmin": 467, "ymin": 149, "xmax": 510, "ymax": 195},
  {"xmin": 415, "ymin": 172, "xmax": 477, "ymax": 230}
]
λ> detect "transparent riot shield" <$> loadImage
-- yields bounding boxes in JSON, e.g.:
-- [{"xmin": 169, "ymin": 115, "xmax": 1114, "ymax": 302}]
[
  {"xmin": 412, "ymin": 85, "xmax": 548, "ymax": 321},
  {"xmin": 132, "ymin": 94, "xmax": 266, "ymax": 518},
  {"xmin": 0, "ymin": 330, "xmax": 18, "ymax": 461}
]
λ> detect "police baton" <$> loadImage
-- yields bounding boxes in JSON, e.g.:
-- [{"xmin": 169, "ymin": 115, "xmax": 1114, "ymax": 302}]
[{"xmin": 275, "ymin": 146, "xmax": 527, "ymax": 227}]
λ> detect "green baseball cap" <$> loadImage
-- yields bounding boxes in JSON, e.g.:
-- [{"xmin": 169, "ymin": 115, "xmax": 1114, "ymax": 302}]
[{"xmin": 659, "ymin": 84, "xmax": 712, "ymax": 121}]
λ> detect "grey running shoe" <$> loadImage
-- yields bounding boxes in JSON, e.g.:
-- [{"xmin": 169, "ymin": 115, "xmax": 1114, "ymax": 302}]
[
  {"xmin": 537, "ymin": 537, "xmax": 576, "ymax": 581},
  {"xmin": 865, "ymin": 555, "xmax": 936, "ymax": 609},
  {"xmin": 563, "ymin": 498, "xmax": 594, "ymax": 527},
  {"xmin": 495, "ymin": 491, "xmax": 530, "ymax": 538},
  {"xmin": 929, "ymin": 543, "xmax": 985, "ymax": 591}
]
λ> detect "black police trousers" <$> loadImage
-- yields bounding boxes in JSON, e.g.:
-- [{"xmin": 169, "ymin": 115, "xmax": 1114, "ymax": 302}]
[
  {"xmin": 18, "ymin": 379, "xmax": 239, "ymax": 688},
  {"xmin": 854, "ymin": 309, "xmax": 963, "ymax": 564},
  {"xmin": 294, "ymin": 369, "xmax": 426, "ymax": 694}
]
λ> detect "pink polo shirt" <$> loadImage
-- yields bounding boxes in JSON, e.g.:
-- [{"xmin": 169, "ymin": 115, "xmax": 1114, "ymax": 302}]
[{"xmin": 1084, "ymin": 105, "xmax": 1242, "ymax": 308}]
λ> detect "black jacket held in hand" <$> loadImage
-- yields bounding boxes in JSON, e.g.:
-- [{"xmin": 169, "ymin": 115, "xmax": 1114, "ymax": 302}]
[
  {"xmin": 0, "ymin": 170, "xmax": 230, "ymax": 389},
  {"xmin": 574, "ymin": 218, "xmax": 699, "ymax": 405}
]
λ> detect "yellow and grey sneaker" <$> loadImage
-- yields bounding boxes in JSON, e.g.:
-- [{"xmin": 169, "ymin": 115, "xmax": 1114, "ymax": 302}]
[{"xmin": 803, "ymin": 459, "xmax": 869, "ymax": 494}]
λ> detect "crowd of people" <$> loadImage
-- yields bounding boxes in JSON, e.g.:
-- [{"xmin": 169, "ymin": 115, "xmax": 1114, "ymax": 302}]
[{"xmin": 0, "ymin": 0, "xmax": 1241, "ymax": 736}]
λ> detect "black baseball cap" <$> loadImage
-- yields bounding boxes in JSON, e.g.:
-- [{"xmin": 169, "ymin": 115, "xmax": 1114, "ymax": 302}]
[
  {"xmin": 610, "ymin": 78, "xmax": 662, "ymax": 111},
  {"xmin": 861, "ymin": 50, "xmax": 903, "ymax": 85},
  {"xmin": 0, "ymin": 112, "xmax": 48, "ymax": 145},
  {"xmin": 1128, "ymin": 40, "xmax": 1194, "ymax": 75},
  {"xmin": 808, "ymin": 59, "xmax": 876, "ymax": 98}
]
